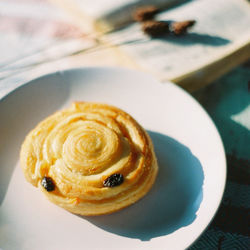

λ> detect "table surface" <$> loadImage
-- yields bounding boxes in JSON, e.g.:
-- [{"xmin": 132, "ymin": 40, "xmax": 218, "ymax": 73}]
[{"xmin": 0, "ymin": 0, "xmax": 249, "ymax": 249}]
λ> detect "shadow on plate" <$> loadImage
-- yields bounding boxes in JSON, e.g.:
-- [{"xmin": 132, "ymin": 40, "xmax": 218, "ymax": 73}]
[
  {"xmin": 82, "ymin": 131, "xmax": 204, "ymax": 241},
  {"xmin": 0, "ymin": 72, "xmax": 70, "ymax": 205}
]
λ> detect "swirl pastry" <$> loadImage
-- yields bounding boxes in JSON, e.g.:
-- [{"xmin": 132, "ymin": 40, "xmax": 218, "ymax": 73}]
[{"xmin": 20, "ymin": 102, "xmax": 158, "ymax": 215}]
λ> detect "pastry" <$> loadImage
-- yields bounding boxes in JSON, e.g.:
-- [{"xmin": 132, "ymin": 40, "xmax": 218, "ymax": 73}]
[{"xmin": 20, "ymin": 102, "xmax": 158, "ymax": 215}]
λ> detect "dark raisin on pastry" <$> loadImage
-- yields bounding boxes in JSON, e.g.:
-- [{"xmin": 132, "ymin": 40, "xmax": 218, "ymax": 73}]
[
  {"xmin": 41, "ymin": 177, "xmax": 55, "ymax": 192},
  {"xmin": 103, "ymin": 174, "xmax": 124, "ymax": 187}
]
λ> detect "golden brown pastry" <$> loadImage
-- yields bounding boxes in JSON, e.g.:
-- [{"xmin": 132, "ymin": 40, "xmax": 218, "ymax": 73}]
[{"xmin": 20, "ymin": 102, "xmax": 158, "ymax": 215}]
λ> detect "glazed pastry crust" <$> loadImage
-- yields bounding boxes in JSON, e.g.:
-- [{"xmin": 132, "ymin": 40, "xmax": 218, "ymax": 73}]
[{"xmin": 20, "ymin": 102, "xmax": 158, "ymax": 215}]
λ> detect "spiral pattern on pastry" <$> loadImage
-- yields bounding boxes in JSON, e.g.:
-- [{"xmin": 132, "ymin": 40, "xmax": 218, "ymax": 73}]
[{"xmin": 20, "ymin": 102, "xmax": 158, "ymax": 215}]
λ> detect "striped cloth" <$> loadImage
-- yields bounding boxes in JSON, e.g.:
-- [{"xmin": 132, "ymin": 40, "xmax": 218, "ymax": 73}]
[{"xmin": 191, "ymin": 63, "xmax": 250, "ymax": 249}]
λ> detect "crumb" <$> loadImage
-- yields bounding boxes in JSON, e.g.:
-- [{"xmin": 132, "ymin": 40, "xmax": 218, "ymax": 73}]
[
  {"xmin": 142, "ymin": 20, "xmax": 170, "ymax": 37},
  {"xmin": 133, "ymin": 6, "xmax": 159, "ymax": 22},
  {"xmin": 170, "ymin": 20, "xmax": 196, "ymax": 35}
]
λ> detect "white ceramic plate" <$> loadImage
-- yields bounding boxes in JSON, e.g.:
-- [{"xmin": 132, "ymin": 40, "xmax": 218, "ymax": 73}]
[{"xmin": 0, "ymin": 67, "xmax": 226, "ymax": 250}]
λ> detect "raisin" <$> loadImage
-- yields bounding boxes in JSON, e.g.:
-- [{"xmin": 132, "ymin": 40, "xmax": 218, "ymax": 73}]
[
  {"xmin": 103, "ymin": 174, "xmax": 124, "ymax": 187},
  {"xmin": 41, "ymin": 177, "xmax": 55, "ymax": 192}
]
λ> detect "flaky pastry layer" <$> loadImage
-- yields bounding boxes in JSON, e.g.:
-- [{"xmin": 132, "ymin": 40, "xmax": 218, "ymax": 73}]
[{"xmin": 20, "ymin": 102, "xmax": 158, "ymax": 215}]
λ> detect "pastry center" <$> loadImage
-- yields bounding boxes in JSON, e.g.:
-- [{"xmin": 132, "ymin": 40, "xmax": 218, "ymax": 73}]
[
  {"xmin": 61, "ymin": 121, "xmax": 122, "ymax": 175},
  {"xmin": 79, "ymin": 133, "xmax": 102, "ymax": 154}
]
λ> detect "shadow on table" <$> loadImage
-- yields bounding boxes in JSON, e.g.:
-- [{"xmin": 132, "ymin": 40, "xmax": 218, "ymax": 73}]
[
  {"xmin": 156, "ymin": 32, "xmax": 230, "ymax": 46},
  {"xmin": 116, "ymin": 32, "xmax": 230, "ymax": 49},
  {"xmin": 0, "ymin": 72, "xmax": 70, "ymax": 205},
  {"xmin": 83, "ymin": 131, "xmax": 204, "ymax": 241},
  {"xmin": 189, "ymin": 64, "xmax": 250, "ymax": 249}
]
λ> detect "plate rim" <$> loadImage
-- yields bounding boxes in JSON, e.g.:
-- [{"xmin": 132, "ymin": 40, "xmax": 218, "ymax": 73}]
[{"xmin": 0, "ymin": 66, "xmax": 227, "ymax": 249}]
